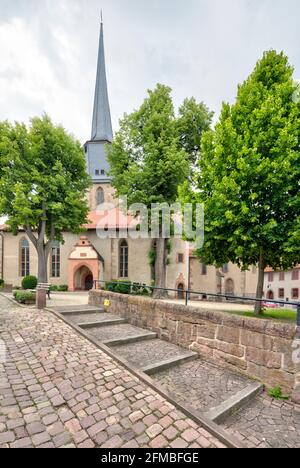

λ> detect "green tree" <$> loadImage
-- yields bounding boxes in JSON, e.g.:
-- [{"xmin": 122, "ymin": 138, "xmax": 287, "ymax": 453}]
[
  {"xmin": 192, "ymin": 50, "xmax": 300, "ymax": 314},
  {"xmin": 107, "ymin": 84, "xmax": 190, "ymax": 297},
  {"xmin": 176, "ymin": 97, "xmax": 213, "ymax": 166},
  {"xmin": 0, "ymin": 115, "xmax": 91, "ymax": 283}
]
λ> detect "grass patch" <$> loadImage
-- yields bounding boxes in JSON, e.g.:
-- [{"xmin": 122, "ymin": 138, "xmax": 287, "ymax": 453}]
[{"xmin": 229, "ymin": 308, "xmax": 297, "ymax": 323}]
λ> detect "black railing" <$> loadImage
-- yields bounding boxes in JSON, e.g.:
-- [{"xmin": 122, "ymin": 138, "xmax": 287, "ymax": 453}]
[{"xmin": 93, "ymin": 280, "xmax": 300, "ymax": 326}]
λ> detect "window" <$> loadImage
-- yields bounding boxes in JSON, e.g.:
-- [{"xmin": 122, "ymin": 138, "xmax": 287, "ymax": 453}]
[
  {"xmin": 177, "ymin": 253, "xmax": 184, "ymax": 264},
  {"xmin": 20, "ymin": 238, "xmax": 30, "ymax": 277},
  {"xmin": 268, "ymin": 272, "xmax": 274, "ymax": 282},
  {"xmin": 222, "ymin": 264, "xmax": 229, "ymax": 274},
  {"xmin": 201, "ymin": 263, "xmax": 207, "ymax": 275},
  {"xmin": 95, "ymin": 170, "xmax": 100, "ymax": 176},
  {"xmin": 119, "ymin": 241, "xmax": 128, "ymax": 278},
  {"xmin": 51, "ymin": 241, "xmax": 60, "ymax": 278},
  {"xmin": 101, "ymin": 170, "xmax": 105, "ymax": 175},
  {"xmin": 279, "ymin": 271, "xmax": 285, "ymax": 281},
  {"xmin": 278, "ymin": 288, "xmax": 285, "ymax": 299},
  {"xmin": 96, "ymin": 187, "xmax": 105, "ymax": 206},
  {"xmin": 292, "ymin": 270, "xmax": 299, "ymax": 281},
  {"xmin": 292, "ymin": 288, "xmax": 299, "ymax": 299}
]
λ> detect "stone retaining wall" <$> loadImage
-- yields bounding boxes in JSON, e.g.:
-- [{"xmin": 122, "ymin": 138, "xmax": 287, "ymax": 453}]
[{"xmin": 89, "ymin": 290, "xmax": 300, "ymax": 402}]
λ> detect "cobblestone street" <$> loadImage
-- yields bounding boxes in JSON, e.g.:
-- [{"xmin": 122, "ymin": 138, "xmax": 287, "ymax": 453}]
[{"xmin": 0, "ymin": 296, "xmax": 224, "ymax": 448}]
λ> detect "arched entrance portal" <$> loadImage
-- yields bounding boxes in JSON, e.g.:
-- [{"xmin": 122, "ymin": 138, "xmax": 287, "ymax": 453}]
[
  {"xmin": 177, "ymin": 283, "xmax": 185, "ymax": 300},
  {"xmin": 68, "ymin": 237, "xmax": 104, "ymax": 292},
  {"xmin": 225, "ymin": 278, "xmax": 235, "ymax": 296},
  {"xmin": 73, "ymin": 265, "xmax": 94, "ymax": 291}
]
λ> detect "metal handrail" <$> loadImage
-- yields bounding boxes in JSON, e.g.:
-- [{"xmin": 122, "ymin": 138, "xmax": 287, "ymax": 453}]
[{"xmin": 93, "ymin": 279, "xmax": 300, "ymax": 326}]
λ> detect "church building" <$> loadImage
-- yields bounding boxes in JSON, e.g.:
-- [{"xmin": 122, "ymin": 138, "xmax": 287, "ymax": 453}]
[{"xmin": 0, "ymin": 19, "xmax": 258, "ymax": 298}]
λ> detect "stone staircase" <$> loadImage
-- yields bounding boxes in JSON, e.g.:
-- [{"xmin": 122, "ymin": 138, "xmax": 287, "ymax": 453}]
[{"xmin": 50, "ymin": 305, "xmax": 263, "ymax": 427}]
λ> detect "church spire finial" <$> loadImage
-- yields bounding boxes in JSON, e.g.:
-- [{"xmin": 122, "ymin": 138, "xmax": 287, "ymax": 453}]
[
  {"xmin": 101, "ymin": 9, "xmax": 103, "ymax": 24},
  {"xmin": 91, "ymin": 12, "xmax": 113, "ymax": 142}
]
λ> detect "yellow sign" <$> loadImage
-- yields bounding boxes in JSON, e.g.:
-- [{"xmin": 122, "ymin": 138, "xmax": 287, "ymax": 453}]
[{"xmin": 104, "ymin": 299, "xmax": 110, "ymax": 308}]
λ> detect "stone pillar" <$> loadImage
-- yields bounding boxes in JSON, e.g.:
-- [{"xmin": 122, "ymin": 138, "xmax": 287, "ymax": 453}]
[{"xmin": 36, "ymin": 284, "xmax": 48, "ymax": 310}]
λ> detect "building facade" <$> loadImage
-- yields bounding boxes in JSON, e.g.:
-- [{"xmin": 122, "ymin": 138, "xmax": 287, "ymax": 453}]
[
  {"xmin": 0, "ymin": 19, "xmax": 258, "ymax": 299},
  {"xmin": 189, "ymin": 255, "xmax": 258, "ymax": 299},
  {"xmin": 264, "ymin": 266, "xmax": 300, "ymax": 302}
]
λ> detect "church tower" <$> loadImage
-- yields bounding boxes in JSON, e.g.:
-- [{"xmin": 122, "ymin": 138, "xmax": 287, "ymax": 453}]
[{"xmin": 84, "ymin": 16, "xmax": 113, "ymax": 187}]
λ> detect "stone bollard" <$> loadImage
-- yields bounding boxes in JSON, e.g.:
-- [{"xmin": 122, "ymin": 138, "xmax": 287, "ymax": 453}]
[{"xmin": 36, "ymin": 283, "xmax": 49, "ymax": 310}]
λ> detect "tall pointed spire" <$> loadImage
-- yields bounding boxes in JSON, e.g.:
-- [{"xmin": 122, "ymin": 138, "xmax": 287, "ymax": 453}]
[{"xmin": 91, "ymin": 16, "xmax": 113, "ymax": 142}]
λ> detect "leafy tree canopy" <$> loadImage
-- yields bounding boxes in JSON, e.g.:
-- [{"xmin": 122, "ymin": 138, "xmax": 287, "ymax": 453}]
[
  {"xmin": 188, "ymin": 50, "xmax": 300, "ymax": 310},
  {"xmin": 0, "ymin": 114, "xmax": 91, "ymax": 282}
]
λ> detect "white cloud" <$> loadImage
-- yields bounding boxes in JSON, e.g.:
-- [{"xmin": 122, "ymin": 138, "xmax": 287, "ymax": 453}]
[{"xmin": 0, "ymin": 0, "xmax": 299, "ymax": 142}]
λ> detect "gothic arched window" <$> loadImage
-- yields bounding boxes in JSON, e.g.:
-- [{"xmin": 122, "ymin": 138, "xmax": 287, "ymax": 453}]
[
  {"xmin": 51, "ymin": 241, "xmax": 60, "ymax": 278},
  {"xmin": 96, "ymin": 187, "xmax": 105, "ymax": 206},
  {"xmin": 20, "ymin": 238, "xmax": 30, "ymax": 277},
  {"xmin": 119, "ymin": 240, "xmax": 129, "ymax": 278}
]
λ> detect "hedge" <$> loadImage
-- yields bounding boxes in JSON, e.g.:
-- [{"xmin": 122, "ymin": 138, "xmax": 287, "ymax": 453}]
[
  {"xmin": 105, "ymin": 281, "xmax": 151, "ymax": 296},
  {"xmin": 14, "ymin": 291, "xmax": 36, "ymax": 304}
]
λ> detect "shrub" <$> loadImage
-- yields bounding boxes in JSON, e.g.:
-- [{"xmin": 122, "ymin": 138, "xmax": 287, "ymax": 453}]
[
  {"xmin": 14, "ymin": 291, "xmax": 36, "ymax": 305},
  {"xmin": 105, "ymin": 281, "xmax": 131, "ymax": 295},
  {"xmin": 104, "ymin": 281, "xmax": 151, "ymax": 296},
  {"xmin": 57, "ymin": 285, "xmax": 68, "ymax": 292},
  {"xmin": 0, "ymin": 279, "xmax": 4, "ymax": 289},
  {"xmin": 22, "ymin": 276, "xmax": 38, "ymax": 290},
  {"xmin": 132, "ymin": 283, "xmax": 151, "ymax": 296},
  {"xmin": 268, "ymin": 386, "xmax": 289, "ymax": 400},
  {"xmin": 49, "ymin": 285, "xmax": 59, "ymax": 292}
]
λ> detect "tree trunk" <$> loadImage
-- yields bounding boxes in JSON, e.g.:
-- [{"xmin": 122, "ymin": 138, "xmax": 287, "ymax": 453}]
[
  {"xmin": 37, "ymin": 243, "xmax": 49, "ymax": 284},
  {"xmin": 153, "ymin": 237, "xmax": 168, "ymax": 299},
  {"xmin": 254, "ymin": 252, "xmax": 265, "ymax": 315},
  {"xmin": 25, "ymin": 219, "xmax": 54, "ymax": 285}
]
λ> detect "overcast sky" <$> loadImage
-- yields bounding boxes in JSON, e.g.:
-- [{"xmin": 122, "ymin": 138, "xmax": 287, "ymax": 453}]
[{"xmin": 0, "ymin": 0, "xmax": 299, "ymax": 143}]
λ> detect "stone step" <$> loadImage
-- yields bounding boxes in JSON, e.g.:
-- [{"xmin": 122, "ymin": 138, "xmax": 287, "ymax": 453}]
[
  {"xmin": 204, "ymin": 382, "xmax": 264, "ymax": 424},
  {"xmin": 85, "ymin": 323, "xmax": 156, "ymax": 346},
  {"xmin": 79, "ymin": 318, "xmax": 127, "ymax": 329},
  {"xmin": 153, "ymin": 359, "xmax": 258, "ymax": 416},
  {"xmin": 104, "ymin": 332, "xmax": 157, "ymax": 347},
  {"xmin": 142, "ymin": 353, "xmax": 198, "ymax": 375},
  {"xmin": 61, "ymin": 312, "xmax": 113, "ymax": 325},
  {"xmin": 113, "ymin": 339, "xmax": 198, "ymax": 374},
  {"xmin": 60, "ymin": 308, "xmax": 105, "ymax": 316}
]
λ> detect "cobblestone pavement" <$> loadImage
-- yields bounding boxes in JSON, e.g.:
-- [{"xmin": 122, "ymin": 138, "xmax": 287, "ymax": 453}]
[
  {"xmin": 222, "ymin": 394, "xmax": 300, "ymax": 448},
  {"xmin": 113, "ymin": 339, "xmax": 194, "ymax": 369},
  {"xmin": 154, "ymin": 360, "xmax": 253, "ymax": 412},
  {"xmin": 87, "ymin": 323, "xmax": 150, "ymax": 342},
  {"xmin": 0, "ymin": 296, "xmax": 224, "ymax": 448}
]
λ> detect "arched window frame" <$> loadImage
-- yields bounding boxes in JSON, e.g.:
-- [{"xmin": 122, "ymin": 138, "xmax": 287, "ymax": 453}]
[
  {"xmin": 20, "ymin": 238, "xmax": 30, "ymax": 277},
  {"xmin": 51, "ymin": 241, "xmax": 60, "ymax": 278},
  {"xmin": 96, "ymin": 187, "xmax": 105, "ymax": 206},
  {"xmin": 119, "ymin": 240, "xmax": 129, "ymax": 278}
]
